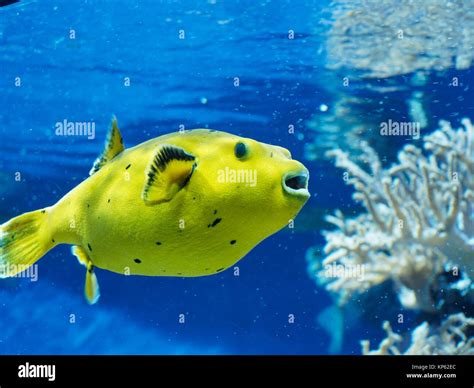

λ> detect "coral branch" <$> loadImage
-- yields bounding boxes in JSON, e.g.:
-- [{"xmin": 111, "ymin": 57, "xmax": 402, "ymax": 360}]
[
  {"xmin": 307, "ymin": 119, "xmax": 474, "ymax": 311},
  {"xmin": 362, "ymin": 314, "xmax": 474, "ymax": 355}
]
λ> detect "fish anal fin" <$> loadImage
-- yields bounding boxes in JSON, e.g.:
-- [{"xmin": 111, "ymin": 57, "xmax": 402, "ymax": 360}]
[
  {"xmin": 142, "ymin": 144, "xmax": 196, "ymax": 205},
  {"xmin": 89, "ymin": 116, "xmax": 124, "ymax": 175},
  {"xmin": 71, "ymin": 246, "xmax": 100, "ymax": 304},
  {"xmin": 85, "ymin": 268, "xmax": 100, "ymax": 305}
]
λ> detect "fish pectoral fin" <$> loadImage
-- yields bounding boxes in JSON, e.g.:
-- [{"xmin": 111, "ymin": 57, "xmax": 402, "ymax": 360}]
[
  {"xmin": 142, "ymin": 144, "xmax": 196, "ymax": 205},
  {"xmin": 71, "ymin": 246, "xmax": 100, "ymax": 305},
  {"xmin": 89, "ymin": 116, "xmax": 125, "ymax": 175}
]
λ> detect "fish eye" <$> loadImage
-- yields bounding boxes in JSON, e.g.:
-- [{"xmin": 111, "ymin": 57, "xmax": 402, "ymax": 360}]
[{"xmin": 234, "ymin": 142, "xmax": 248, "ymax": 159}]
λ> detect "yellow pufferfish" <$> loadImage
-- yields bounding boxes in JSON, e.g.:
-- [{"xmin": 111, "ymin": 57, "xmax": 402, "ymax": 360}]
[{"xmin": 0, "ymin": 117, "xmax": 310, "ymax": 304}]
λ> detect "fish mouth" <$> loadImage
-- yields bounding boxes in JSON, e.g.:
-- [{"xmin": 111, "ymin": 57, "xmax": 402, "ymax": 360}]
[{"xmin": 282, "ymin": 170, "xmax": 310, "ymax": 197}]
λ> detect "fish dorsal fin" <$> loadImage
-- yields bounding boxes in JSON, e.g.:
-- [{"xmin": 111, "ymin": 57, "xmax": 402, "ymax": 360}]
[
  {"xmin": 89, "ymin": 116, "xmax": 125, "ymax": 175},
  {"xmin": 142, "ymin": 144, "xmax": 197, "ymax": 205}
]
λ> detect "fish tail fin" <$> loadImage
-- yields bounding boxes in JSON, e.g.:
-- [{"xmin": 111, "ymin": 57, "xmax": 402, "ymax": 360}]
[{"xmin": 0, "ymin": 208, "xmax": 55, "ymax": 277}]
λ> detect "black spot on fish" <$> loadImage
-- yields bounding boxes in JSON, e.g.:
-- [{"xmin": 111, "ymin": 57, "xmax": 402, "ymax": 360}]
[
  {"xmin": 52, "ymin": 239, "xmax": 55, "ymax": 243},
  {"xmin": 205, "ymin": 268, "xmax": 210, "ymax": 271},
  {"xmin": 230, "ymin": 240, "xmax": 236, "ymax": 245},
  {"xmin": 88, "ymin": 266, "xmax": 94, "ymax": 274},
  {"xmin": 87, "ymin": 204, "xmax": 90, "ymax": 208},
  {"xmin": 270, "ymin": 152, "xmax": 274, "ymax": 158},
  {"xmin": 41, "ymin": 210, "xmax": 46, "ymax": 214},
  {"xmin": 108, "ymin": 199, "xmax": 111, "ymax": 203},
  {"xmin": 208, "ymin": 218, "xmax": 222, "ymax": 228},
  {"xmin": 177, "ymin": 272, "xmax": 182, "ymax": 275},
  {"xmin": 193, "ymin": 197, "xmax": 196, "ymax": 200},
  {"xmin": 125, "ymin": 164, "xmax": 131, "ymax": 170},
  {"xmin": 216, "ymin": 268, "xmax": 224, "ymax": 273},
  {"xmin": 88, "ymin": 243, "xmax": 92, "ymax": 252},
  {"xmin": 134, "ymin": 258, "xmax": 142, "ymax": 264},
  {"xmin": 156, "ymin": 241, "xmax": 162, "ymax": 245},
  {"xmin": 213, "ymin": 209, "xmax": 218, "ymax": 215}
]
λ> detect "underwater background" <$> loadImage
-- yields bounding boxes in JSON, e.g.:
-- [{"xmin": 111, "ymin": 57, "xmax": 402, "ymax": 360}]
[{"xmin": 0, "ymin": 0, "xmax": 473, "ymax": 355}]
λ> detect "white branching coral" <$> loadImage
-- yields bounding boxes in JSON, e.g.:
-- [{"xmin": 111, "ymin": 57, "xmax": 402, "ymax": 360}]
[
  {"xmin": 307, "ymin": 119, "xmax": 474, "ymax": 311},
  {"xmin": 361, "ymin": 313, "xmax": 474, "ymax": 355}
]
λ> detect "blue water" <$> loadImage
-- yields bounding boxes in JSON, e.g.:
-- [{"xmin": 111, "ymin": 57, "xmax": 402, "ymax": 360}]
[{"xmin": 1, "ymin": 0, "xmax": 471, "ymax": 355}]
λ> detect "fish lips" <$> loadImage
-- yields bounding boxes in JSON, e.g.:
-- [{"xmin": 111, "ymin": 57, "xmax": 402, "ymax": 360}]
[{"xmin": 282, "ymin": 170, "xmax": 310, "ymax": 198}]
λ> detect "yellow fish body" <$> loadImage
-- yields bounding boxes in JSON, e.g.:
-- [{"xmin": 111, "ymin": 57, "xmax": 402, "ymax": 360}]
[{"xmin": 0, "ymin": 118, "xmax": 310, "ymax": 304}]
